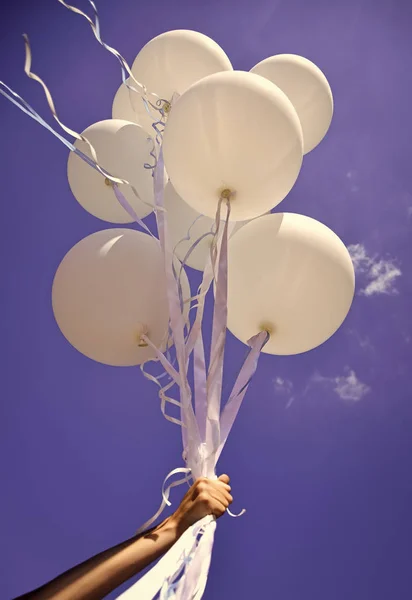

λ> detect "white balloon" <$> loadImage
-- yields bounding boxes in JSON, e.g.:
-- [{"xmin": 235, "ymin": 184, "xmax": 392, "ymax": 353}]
[
  {"xmin": 251, "ymin": 54, "xmax": 333, "ymax": 154},
  {"xmin": 227, "ymin": 213, "xmax": 355, "ymax": 355},
  {"xmin": 67, "ymin": 120, "xmax": 158, "ymax": 224},
  {"xmin": 52, "ymin": 229, "xmax": 190, "ymax": 366},
  {"xmin": 163, "ymin": 71, "xmax": 303, "ymax": 222},
  {"xmin": 112, "ymin": 30, "xmax": 232, "ymax": 135},
  {"xmin": 112, "ymin": 80, "xmax": 147, "ymax": 129},
  {"xmin": 165, "ymin": 182, "xmax": 266, "ymax": 271}
]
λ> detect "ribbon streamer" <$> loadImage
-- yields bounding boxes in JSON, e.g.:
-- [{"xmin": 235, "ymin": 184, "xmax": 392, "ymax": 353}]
[
  {"xmin": 217, "ymin": 330, "xmax": 270, "ymax": 463},
  {"xmin": 204, "ymin": 200, "xmax": 231, "ymax": 478},
  {"xmin": 153, "ymin": 148, "xmax": 202, "ymax": 476},
  {"xmin": 57, "ymin": 0, "xmax": 168, "ymax": 121},
  {"xmin": 135, "ymin": 468, "xmax": 192, "ymax": 536}
]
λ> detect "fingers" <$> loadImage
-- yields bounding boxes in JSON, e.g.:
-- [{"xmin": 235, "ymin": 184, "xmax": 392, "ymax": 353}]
[
  {"xmin": 193, "ymin": 477, "xmax": 232, "ymax": 500},
  {"xmin": 192, "ymin": 476, "xmax": 233, "ymax": 519},
  {"xmin": 197, "ymin": 491, "xmax": 227, "ymax": 519},
  {"xmin": 211, "ymin": 499, "xmax": 227, "ymax": 519},
  {"xmin": 218, "ymin": 474, "xmax": 230, "ymax": 485},
  {"xmin": 215, "ymin": 480, "xmax": 231, "ymax": 494},
  {"xmin": 173, "ymin": 475, "xmax": 235, "ymax": 532},
  {"xmin": 207, "ymin": 486, "xmax": 229, "ymax": 505},
  {"xmin": 192, "ymin": 476, "xmax": 230, "ymax": 496},
  {"xmin": 214, "ymin": 482, "xmax": 233, "ymax": 503}
]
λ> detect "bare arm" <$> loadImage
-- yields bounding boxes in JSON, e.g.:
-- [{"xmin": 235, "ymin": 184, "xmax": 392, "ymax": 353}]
[{"xmin": 16, "ymin": 475, "xmax": 232, "ymax": 600}]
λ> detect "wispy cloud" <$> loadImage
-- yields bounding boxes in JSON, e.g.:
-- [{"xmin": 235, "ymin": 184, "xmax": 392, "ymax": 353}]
[
  {"xmin": 347, "ymin": 329, "xmax": 375, "ymax": 353},
  {"xmin": 273, "ymin": 376, "xmax": 294, "ymax": 408},
  {"xmin": 333, "ymin": 370, "xmax": 370, "ymax": 401},
  {"xmin": 348, "ymin": 243, "xmax": 373, "ymax": 272},
  {"xmin": 348, "ymin": 243, "xmax": 401, "ymax": 296},
  {"xmin": 362, "ymin": 260, "xmax": 402, "ymax": 296},
  {"xmin": 346, "ymin": 170, "xmax": 360, "ymax": 193},
  {"xmin": 274, "ymin": 376, "xmax": 293, "ymax": 394},
  {"xmin": 307, "ymin": 369, "xmax": 370, "ymax": 402}
]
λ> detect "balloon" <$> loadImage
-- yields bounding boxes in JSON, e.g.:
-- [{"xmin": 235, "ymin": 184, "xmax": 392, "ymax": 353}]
[
  {"xmin": 250, "ymin": 54, "xmax": 333, "ymax": 154},
  {"xmin": 52, "ymin": 229, "xmax": 190, "ymax": 366},
  {"xmin": 112, "ymin": 30, "xmax": 232, "ymax": 136},
  {"xmin": 67, "ymin": 119, "xmax": 160, "ymax": 224},
  {"xmin": 165, "ymin": 182, "xmax": 266, "ymax": 271},
  {"xmin": 162, "ymin": 71, "xmax": 303, "ymax": 222},
  {"xmin": 227, "ymin": 213, "xmax": 355, "ymax": 355},
  {"xmin": 112, "ymin": 80, "xmax": 146, "ymax": 129}
]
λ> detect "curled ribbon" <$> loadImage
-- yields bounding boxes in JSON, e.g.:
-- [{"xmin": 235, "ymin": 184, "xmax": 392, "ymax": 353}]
[
  {"xmin": 0, "ymin": 34, "xmax": 160, "ymax": 235},
  {"xmin": 57, "ymin": 0, "xmax": 168, "ymax": 121},
  {"xmin": 136, "ymin": 467, "xmax": 192, "ymax": 535},
  {"xmin": 58, "ymin": 0, "xmax": 171, "ymax": 145}
]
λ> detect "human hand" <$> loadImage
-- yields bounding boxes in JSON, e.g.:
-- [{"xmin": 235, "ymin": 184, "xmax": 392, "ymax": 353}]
[{"xmin": 168, "ymin": 475, "xmax": 233, "ymax": 536}]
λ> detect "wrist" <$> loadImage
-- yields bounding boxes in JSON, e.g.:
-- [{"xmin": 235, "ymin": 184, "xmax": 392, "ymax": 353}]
[{"xmin": 164, "ymin": 513, "xmax": 189, "ymax": 539}]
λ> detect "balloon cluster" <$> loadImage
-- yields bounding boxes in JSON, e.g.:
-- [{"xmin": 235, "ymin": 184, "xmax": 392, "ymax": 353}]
[{"xmin": 53, "ymin": 30, "xmax": 355, "ymax": 366}]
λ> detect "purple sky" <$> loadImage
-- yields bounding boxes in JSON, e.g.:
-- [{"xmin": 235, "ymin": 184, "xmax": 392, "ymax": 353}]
[{"xmin": 1, "ymin": 0, "xmax": 412, "ymax": 598}]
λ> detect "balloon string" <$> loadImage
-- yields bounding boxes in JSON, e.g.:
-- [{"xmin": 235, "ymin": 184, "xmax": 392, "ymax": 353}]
[
  {"xmin": 0, "ymin": 82, "xmax": 76, "ymax": 152},
  {"xmin": 146, "ymin": 92, "xmax": 204, "ymax": 471},
  {"xmin": 58, "ymin": 0, "xmax": 172, "ymax": 145},
  {"xmin": 140, "ymin": 219, "xmax": 217, "ymax": 430},
  {"xmin": 143, "ymin": 136, "xmax": 158, "ymax": 177},
  {"xmin": 217, "ymin": 330, "xmax": 270, "ymax": 462},
  {"xmin": 154, "ymin": 147, "xmax": 202, "ymax": 463},
  {"xmin": 140, "ymin": 364, "xmax": 182, "ymax": 428},
  {"xmin": 139, "ymin": 213, "xmax": 214, "ymax": 425},
  {"xmin": 203, "ymin": 199, "xmax": 231, "ymax": 476},
  {"xmin": 22, "ymin": 34, "xmax": 118, "ymax": 183},
  {"xmin": 139, "ymin": 340, "xmax": 183, "ymax": 429},
  {"xmin": 141, "ymin": 335, "xmax": 182, "ymax": 387},
  {"xmin": 57, "ymin": 0, "xmax": 169, "ymax": 121},
  {"xmin": 174, "ymin": 213, "xmax": 215, "ymax": 283},
  {"xmin": 183, "ymin": 199, "xmax": 234, "ymax": 365}
]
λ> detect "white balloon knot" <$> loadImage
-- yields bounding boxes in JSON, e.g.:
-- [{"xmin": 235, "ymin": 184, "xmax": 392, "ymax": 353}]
[
  {"xmin": 137, "ymin": 327, "xmax": 149, "ymax": 347},
  {"xmin": 259, "ymin": 321, "xmax": 274, "ymax": 336},
  {"xmin": 220, "ymin": 187, "xmax": 234, "ymax": 201}
]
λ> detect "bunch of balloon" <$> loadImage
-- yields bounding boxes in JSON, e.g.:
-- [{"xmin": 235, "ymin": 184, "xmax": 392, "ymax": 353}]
[{"xmin": 1, "ymin": 9, "xmax": 354, "ymax": 599}]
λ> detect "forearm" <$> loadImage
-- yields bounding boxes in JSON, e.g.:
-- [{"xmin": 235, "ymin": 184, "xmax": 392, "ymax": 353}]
[{"xmin": 17, "ymin": 517, "xmax": 180, "ymax": 600}]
